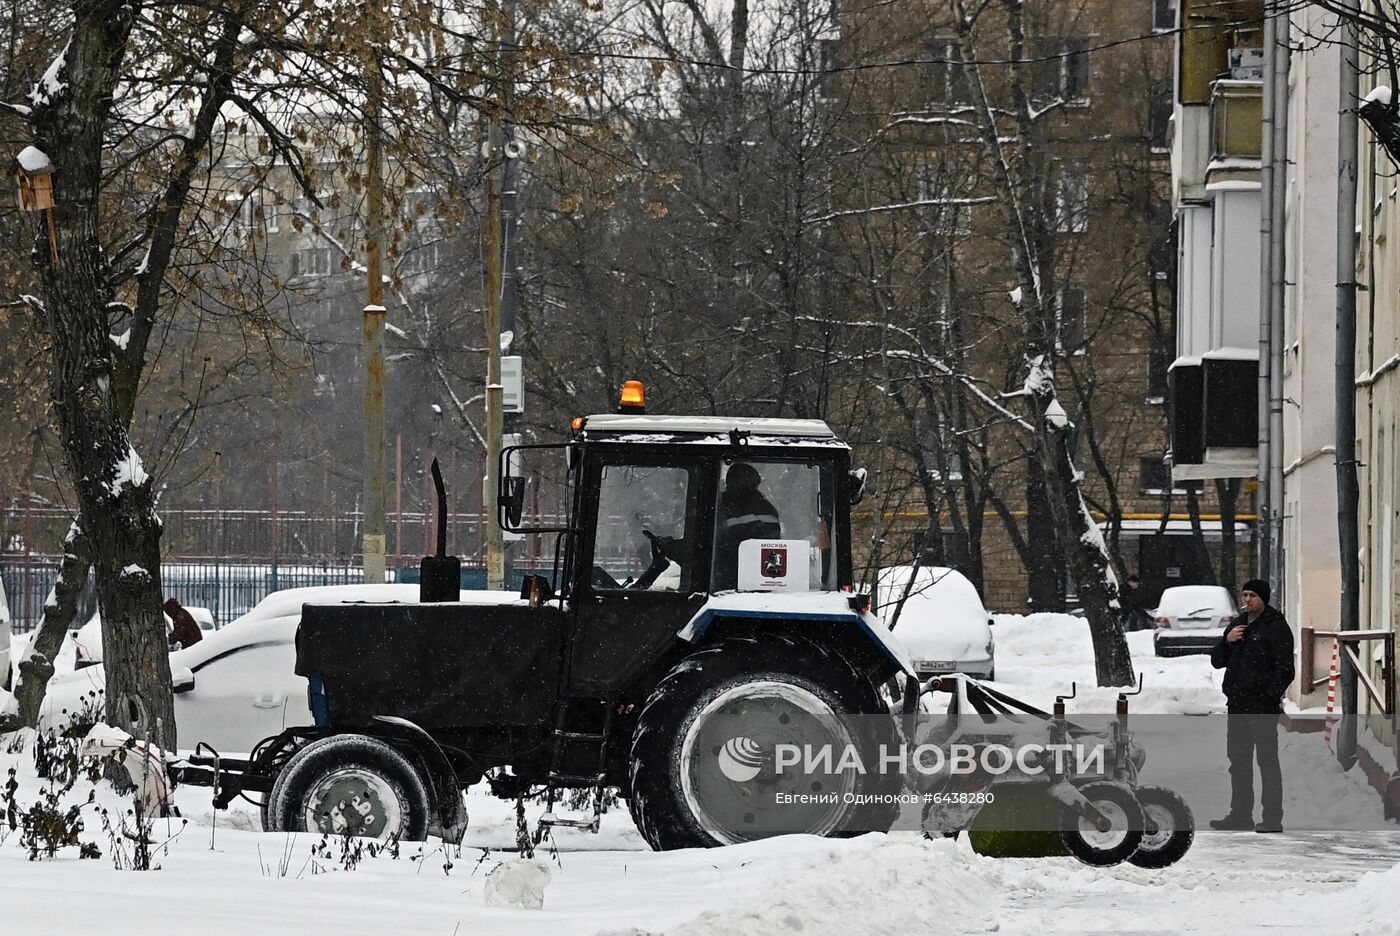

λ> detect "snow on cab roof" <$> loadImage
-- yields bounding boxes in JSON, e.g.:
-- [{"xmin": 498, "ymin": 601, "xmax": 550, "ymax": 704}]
[{"xmin": 582, "ymin": 414, "xmax": 838, "ymax": 439}]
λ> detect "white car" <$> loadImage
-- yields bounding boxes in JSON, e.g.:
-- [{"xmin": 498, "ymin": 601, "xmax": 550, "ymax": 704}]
[
  {"xmin": 1152, "ymin": 584, "xmax": 1238, "ymax": 657},
  {"xmin": 41, "ymin": 584, "xmax": 428, "ymax": 753},
  {"xmin": 877, "ymin": 565, "xmax": 995, "ymax": 680},
  {"xmin": 1, "ymin": 576, "xmax": 11, "ymax": 691}
]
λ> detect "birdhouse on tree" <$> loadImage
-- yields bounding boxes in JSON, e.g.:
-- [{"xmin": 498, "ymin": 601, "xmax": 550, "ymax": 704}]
[
  {"xmin": 12, "ymin": 145, "xmax": 54, "ymax": 210},
  {"xmin": 11, "ymin": 145, "xmax": 59, "ymax": 260}
]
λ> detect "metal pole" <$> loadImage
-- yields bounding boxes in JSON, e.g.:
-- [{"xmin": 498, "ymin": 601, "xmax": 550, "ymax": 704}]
[
  {"xmin": 500, "ymin": 0, "xmax": 520, "ymax": 346},
  {"xmin": 1335, "ymin": 0, "xmax": 1361, "ymax": 769},
  {"xmin": 1257, "ymin": 4, "xmax": 1276, "ymax": 586},
  {"xmin": 450, "ymin": 448, "xmax": 459, "ymax": 555},
  {"xmin": 1269, "ymin": 11, "xmax": 1289, "ymax": 607},
  {"xmin": 483, "ymin": 0, "xmax": 508, "ymax": 591},
  {"xmin": 485, "ymin": 124, "xmax": 506, "ymax": 590},
  {"xmin": 361, "ymin": 0, "xmax": 388, "ymax": 585},
  {"xmin": 270, "ymin": 436, "xmax": 280, "ymax": 592},
  {"xmin": 422, "ymin": 455, "xmax": 432, "ymax": 558},
  {"xmin": 395, "ymin": 433, "xmax": 403, "ymax": 566}
]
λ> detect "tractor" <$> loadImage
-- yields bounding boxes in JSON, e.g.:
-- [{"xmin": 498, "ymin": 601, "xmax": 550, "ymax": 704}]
[{"xmin": 161, "ymin": 382, "xmax": 920, "ymax": 850}]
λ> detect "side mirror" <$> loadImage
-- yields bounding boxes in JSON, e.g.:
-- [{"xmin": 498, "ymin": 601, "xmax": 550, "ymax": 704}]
[
  {"xmin": 844, "ymin": 467, "xmax": 868, "ymax": 506},
  {"xmin": 172, "ymin": 666, "xmax": 196, "ymax": 694},
  {"xmin": 501, "ymin": 476, "xmax": 526, "ymax": 528}
]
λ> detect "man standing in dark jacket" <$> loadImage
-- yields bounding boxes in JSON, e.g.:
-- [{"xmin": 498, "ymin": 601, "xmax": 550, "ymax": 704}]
[{"xmin": 1208, "ymin": 578, "xmax": 1294, "ymax": 832}]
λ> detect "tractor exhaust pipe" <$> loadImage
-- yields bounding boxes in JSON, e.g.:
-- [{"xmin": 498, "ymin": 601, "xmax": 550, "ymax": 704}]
[{"xmin": 419, "ymin": 457, "xmax": 461, "ymax": 602}]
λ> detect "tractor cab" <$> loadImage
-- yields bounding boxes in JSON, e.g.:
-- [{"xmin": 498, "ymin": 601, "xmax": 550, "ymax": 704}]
[{"xmin": 500, "ymin": 385, "xmax": 882, "ymax": 697}]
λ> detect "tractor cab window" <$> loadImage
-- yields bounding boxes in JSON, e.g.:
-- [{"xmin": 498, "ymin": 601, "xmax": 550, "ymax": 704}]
[
  {"xmin": 590, "ymin": 463, "xmax": 696, "ymax": 592},
  {"xmin": 712, "ymin": 459, "xmax": 837, "ymax": 593}
]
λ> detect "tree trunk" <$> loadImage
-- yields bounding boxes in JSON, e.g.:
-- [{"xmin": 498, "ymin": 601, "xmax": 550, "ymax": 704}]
[
  {"xmin": 7, "ymin": 527, "xmax": 91, "ymax": 731},
  {"xmin": 1028, "ymin": 363, "xmax": 1134, "ymax": 687},
  {"xmin": 1025, "ymin": 460, "xmax": 1066, "ymax": 611},
  {"xmin": 1185, "ymin": 487, "xmax": 1218, "ymax": 585},
  {"xmin": 26, "ymin": 3, "xmax": 176, "ymax": 750},
  {"xmin": 1216, "ymin": 478, "xmax": 1240, "ymax": 596}
]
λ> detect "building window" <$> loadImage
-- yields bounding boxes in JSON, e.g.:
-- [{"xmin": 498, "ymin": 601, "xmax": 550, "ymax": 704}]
[
  {"xmin": 917, "ymin": 409, "xmax": 962, "ymax": 481},
  {"xmin": 1147, "ymin": 336, "xmax": 1171, "ymax": 403},
  {"xmin": 1149, "ymin": 79, "xmax": 1173, "ymax": 151},
  {"xmin": 914, "ymin": 528, "xmax": 968, "ymax": 568},
  {"xmin": 1056, "ymin": 286, "xmax": 1086, "ymax": 353},
  {"xmin": 290, "ymin": 246, "xmax": 331, "ymax": 278},
  {"xmin": 261, "ymin": 197, "xmax": 279, "ymax": 233},
  {"xmin": 920, "ymin": 170, "xmax": 973, "ymax": 236},
  {"xmin": 1150, "ymin": 226, "xmax": 1175, "ymax": 281},
  {"xmin": 399, "ymin": 241, "xmax": 440, "ymax": 276},
  {"xmin": 818, "ymin": 38, "xmax": 840, "ymax": 101},
  {"xmin": 1054, "ymin": 164, "xmax": 1089, "ymax": 233},
  {"xmin": 1139, "ymin": 455, "xmax": 1203, "ymax": 495},
  {"xmin": 1154, "ymin": 0, "xmax": 1178, "ymax": 32},
  {"xmin": 1031, "ymin": 38, "xmax": 1090, "ymax": 105},
  {"xmin": 923, "ymin": 38, "xmax": 968, "ymax": 107}
]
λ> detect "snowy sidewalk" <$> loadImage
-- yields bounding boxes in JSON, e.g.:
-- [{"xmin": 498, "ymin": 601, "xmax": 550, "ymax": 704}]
[{"xmin": 3, "ymin": 614, "xmax": 1399, "ymax": 935}]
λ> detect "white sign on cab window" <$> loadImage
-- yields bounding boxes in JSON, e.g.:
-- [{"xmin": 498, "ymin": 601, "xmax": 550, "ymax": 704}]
[{"xmin": 737, "ymin": 539, "xmax": 812, "ymax": 592}]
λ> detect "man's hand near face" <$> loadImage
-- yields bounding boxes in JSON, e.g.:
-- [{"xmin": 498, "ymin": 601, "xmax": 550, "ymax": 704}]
[{"xmin": 1226, "ymin": 623, "xmax": 1247, "ymax": 644}]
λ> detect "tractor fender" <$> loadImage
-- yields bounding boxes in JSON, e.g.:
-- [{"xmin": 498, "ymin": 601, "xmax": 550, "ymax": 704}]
[
  {"xmin": 371, "ymin": 715, "xmax": 468, "ymax": 844},
  {"xmin": 677, "ymin": 593, "xmax": 916, "ymax": 678}
]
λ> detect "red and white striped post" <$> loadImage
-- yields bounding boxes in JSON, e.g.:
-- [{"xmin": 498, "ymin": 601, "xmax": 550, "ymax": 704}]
[{"xmin": 1325, "ymin": 638, "xmax": 1341, "ymax": 751}]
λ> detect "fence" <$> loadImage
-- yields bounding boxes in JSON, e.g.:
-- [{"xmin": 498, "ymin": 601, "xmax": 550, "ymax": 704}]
[{"xmin": 0, "ymin": 554, "xmax": 559, "ymax": 634}]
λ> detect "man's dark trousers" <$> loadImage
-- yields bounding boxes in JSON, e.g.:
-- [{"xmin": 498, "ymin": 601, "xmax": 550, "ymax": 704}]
[{"xmin": 1226, "ymin": 707, "xmax": 1282, "ymax": 826}]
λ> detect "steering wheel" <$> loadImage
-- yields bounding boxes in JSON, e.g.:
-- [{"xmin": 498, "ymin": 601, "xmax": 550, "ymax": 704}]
[
  {"xmin": 630, "ymin": 529, "xmax": 676, "ymax": 590},
  {"xmin": 641, "ymin": 528, "xmax": 668, "ymax": 563}
]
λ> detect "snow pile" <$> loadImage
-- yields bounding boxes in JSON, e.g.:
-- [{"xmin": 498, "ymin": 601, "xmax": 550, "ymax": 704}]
[
  {"xmin": 987, "ymin": 612, "xmax": 1225, "ymax": 712},
  {"xmin": 484, "ymin": 858, "xmax": 553, "ymax": 910},
  {"xmin": 15, "ymin": 145, "xmax": 51, "ymax": 174},
  {"xmin": 612, "ymin": 837, "xmax": 999, "ymax": 936},
  {"xmin": 1365, "ymin": 85, "xmax": 1393, "ymax": 106},
  {"xmin": 1334, "ymin": 862, "xmax": 1400, "ymax": 934}
]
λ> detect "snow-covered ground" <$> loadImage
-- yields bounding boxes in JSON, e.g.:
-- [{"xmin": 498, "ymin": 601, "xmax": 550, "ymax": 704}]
[{"xmin": 2, "ymin": 613, "xmax": 1398, "ymax": 935}]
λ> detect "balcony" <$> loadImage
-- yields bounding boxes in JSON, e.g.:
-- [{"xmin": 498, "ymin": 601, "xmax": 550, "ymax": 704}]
[
  {"xmin": 1170, "ymin": 349, "xmax": 1259, "ymax": 481},
  {"xmin": 1209, "ymin": 79, "xmax": 1262, "ymax": 161}
]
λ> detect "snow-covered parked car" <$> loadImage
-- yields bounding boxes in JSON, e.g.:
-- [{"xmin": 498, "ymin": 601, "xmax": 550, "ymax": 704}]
[
  {"xmin": 1152, "ymin": 584, "xmax": 1237, "ymax": 657},
  {"xmin": 877, "ymin": 565, "xmax": 995, "ymax": 680},
  {"xmin": 42, "ymin": 584, "xmax": 431, "ymax": 753},
  {"xmin": 71, "ymin": 603, "xmax": 218, "ymax": 668}
]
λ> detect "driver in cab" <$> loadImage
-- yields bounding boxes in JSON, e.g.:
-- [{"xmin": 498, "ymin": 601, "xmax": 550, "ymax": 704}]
[{"xmin": 714, "ymin": 462, "xmax": 781, "ymax": 591}]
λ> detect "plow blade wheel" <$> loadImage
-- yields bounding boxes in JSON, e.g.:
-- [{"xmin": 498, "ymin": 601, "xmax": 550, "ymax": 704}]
[
  {"xmin": 1127, "ymin": 784, "xmax": 1194, "ymax": 869},
  {"xmin": 1059, "ymin": 780, "xmax": 1144, "ymax": 867}
]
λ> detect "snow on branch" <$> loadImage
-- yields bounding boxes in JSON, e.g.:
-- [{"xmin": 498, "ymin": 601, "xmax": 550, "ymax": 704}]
[
  {"xmin": 805, "ymin": 196, "xmax": 993, "ymax": 226},
  {"xmin": 27, "ymin": 41, "xmax": 69, "ymax": 108},
  {"xmin": 107, "ymin": 444, "xmax": 149, "ymax": 497}
]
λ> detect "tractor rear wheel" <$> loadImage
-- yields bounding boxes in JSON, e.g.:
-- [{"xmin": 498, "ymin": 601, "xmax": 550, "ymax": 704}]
[
  {"xmin": 268, "ymin": 734, "xmax": 430, "ymax": 843},
  {"xmin": 628, "ymin": 635, "xmax": 897, "ymax": 851}
]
